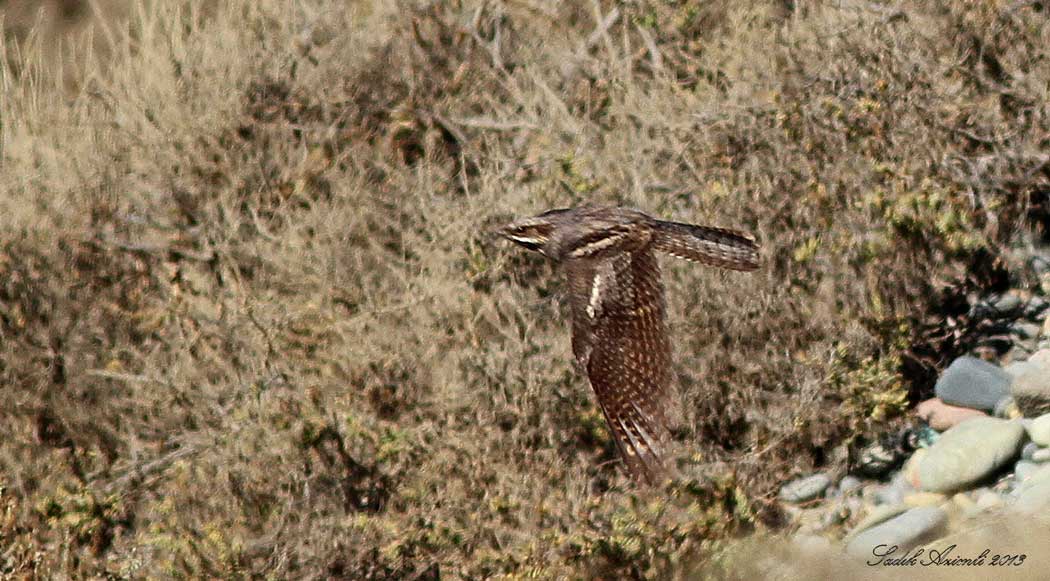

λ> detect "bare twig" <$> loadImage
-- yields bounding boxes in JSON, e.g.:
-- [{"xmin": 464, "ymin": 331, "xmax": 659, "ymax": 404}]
[
  {"xmin": 448, "ymin": 116, "xmax": 537, "ymax": 131},
  {"xmin": 97, "ymin": 444, "xmax": 199, "ymax": 497},
  {"xmin": 584, "ymin": 4, "xmax": 620, "ymax": 53},
  {"xmin": 635, "ymin": 23, "xmax": 663, "ymax": 72}
]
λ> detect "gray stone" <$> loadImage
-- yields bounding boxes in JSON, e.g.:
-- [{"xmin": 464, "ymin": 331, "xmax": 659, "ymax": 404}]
[
  {"xmin": 1012, "ymin": 321, "xmax": 1042, "ymax": 340},
  {"xmin": 1031, "ymin": 255, "xmax": 1050, "ymax": 275},
  {"xmin": 994, "ymin": 395, "xmax": 1021, "ymax": 419},
  {"xmin": 974, "ymin": 294, "xmax": 1024, "ymax": 317},
  {"xmin": 1005, "ymin": 360, "xmax": 1039, "ymax": 378},
  {"xmin": 875, "ymin": 472, "xmax": 914, "ymax": 505},
  {"xmin": 1006, "ymin": 345, "xmax": 1035, "ymax": 364},
  {"xmin": 1010, "ymin": 363, "xmax": 1050, "ymax": 417},
  {"xmin": 1025, "ymin": 296, "xmax": 1050, "ymax": 320},
  {"xmin": 1028, "ymin": 413, "xmax": 1050, "ymax": 446},
  {"xmin": 1015, "ymin": 481, "xmax": 1050, "ymax": 514},
  {"xmin": 1021, "ymin": 441, "xmax": 1040, "ymax": 460},
  {"xmin": 1015, "ymin": 459, "xmax": 1040, "ymax": 482},
  {"xmin": 779, "ymin": 473, "xmax": 831, "ymax": 503},
  {"xmin": 838, "ymin": 475, "xmax": 862, "ymax": 495},
  {"xmin": 1013, "ymin": 465, "xmax": 1050, "ymax": 514},
  {"xmin": 822, "ymin": 502, "xmax": 852, "ymax": 527},
  {"xmin": 989, "ymin": 293, "xmax": 1024, "ymax": 315},
  {"xmin": 974, "ymin": 489, "xmax": 1003, "ymax": 511},
  {"xmin": 845, "ymin": 507, "xmax": 948, "ymax": 558},
  {"xmin": 1033, "ymin": 449, "xmax": 1050, "ymax": 463},
  {"xmin": 846, "ymin": 504, "xmax": 907, "ymax": 540},
  {"xmin": 935, "ymin": 356, "xmax": 1012, "ymax": 412},
  {"xmin": 917, "ymin": 417, "xmax": 1025, "ymax": 493}
]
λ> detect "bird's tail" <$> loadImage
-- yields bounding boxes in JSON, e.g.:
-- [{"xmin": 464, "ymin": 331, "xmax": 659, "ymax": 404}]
[{"xmin": 652, "ymin": 221, "xmax": 760, "ymax": 271}]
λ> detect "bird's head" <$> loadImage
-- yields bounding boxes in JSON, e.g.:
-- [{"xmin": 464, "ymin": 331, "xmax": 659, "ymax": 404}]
[{"xmin": 496, "ymin": 208, "xmax": 571, "ymax": 255}]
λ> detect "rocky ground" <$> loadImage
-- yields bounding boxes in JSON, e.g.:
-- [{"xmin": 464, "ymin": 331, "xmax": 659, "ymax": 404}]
[{"xmin": 777, "ymin": 262, "xmax": 1050, "ymax": 566}]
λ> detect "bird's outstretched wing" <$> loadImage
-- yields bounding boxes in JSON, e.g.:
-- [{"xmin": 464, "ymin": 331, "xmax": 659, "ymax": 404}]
[
  {"xmin": 565, "ymin": 249, "xmax": 672, "ymax": 483},
  {"xmin": 652, "ymin": 221, "xmax": 760, "ymax": 271}
]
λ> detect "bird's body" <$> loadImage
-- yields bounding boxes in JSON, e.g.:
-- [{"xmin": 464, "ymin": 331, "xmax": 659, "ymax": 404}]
[{"xmin": 498, "ymin": 206, "xmax": 759, "ymax": 483}]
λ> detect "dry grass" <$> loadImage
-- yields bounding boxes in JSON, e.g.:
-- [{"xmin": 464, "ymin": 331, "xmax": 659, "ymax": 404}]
[{"xmin": 1, "ymin": 0, "xmax": 1049, "ymax": 578}]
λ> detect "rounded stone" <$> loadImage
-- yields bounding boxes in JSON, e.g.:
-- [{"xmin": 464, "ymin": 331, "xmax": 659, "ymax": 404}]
[
  {"xmin": 1031, "ymin": 256, "xmax": 1050, "ymax": 275},
  {"xmin": 1025, "ymin": 296, "xmax": 1050, "ymax": 319},
  {"xmin": 998, "ymin": 293, "xmax": 1024, "ymax": 312},
  {"xmin": 903, "ymin": 492, "xmax": 946, "ymax": 507},
  {"xmin": 974, "ymin": 490, "xmax": 1003, "ymax": 511},
  {"xmin": 1015, "ymin": 459, "xmax": 1040, "ymax": 482},
  {"xmin": 779, "ymin": 473, "xmax": 831, "ymax": 504},
  {"xmin": 846, "ymin": 504, "xmax": 907, "ymax": 540},
  {"xmin": 917, "ymin": 417, "xmax": 1025, "ymax": 493},
  {"xmin": 1005, "ymin": 360, "xmax": 1039, "ymax": 378},
  {"xmin": 1010, "ymin": 362, "xmax": 1050, "ymax": 417},
  {"xmin": 1021, "ymin": 441, "xmax": 1040, "ymax": 460},
  {"xmin": 1013, "ymin": 465, "xmax": 1050, "ymax": 514},
  {"xmin": 915, "ymin": 398, "xmax": 987, "ymax": 431},
  {"xmin": 951, "ymin": 492, "xmax": 976, "ymax": 513},
  {"xmin": 1012, "ymin": 321, "xmax": 1042, "ymax": 340},
  {"xmin": 1028, "ymin": 413, "xmax": 1050, "ymax": 446},
  {"xmin": 845, "ymin": 507, "xmax": 948, "ymax": 558},
  {"xmin": 876, "ymin": 471, "xmax": 915, "ymax": 506},
  {"xmin": 935, "ymin": 356, "xmax": 1012, "ymax": 412},
  {"xmin": 838, "ymin": 475, "xmax": 862, "ymax": 495},
  {"xmin": 1033, "ymin": 448, "xmax": 1050, "ymax": 463}
]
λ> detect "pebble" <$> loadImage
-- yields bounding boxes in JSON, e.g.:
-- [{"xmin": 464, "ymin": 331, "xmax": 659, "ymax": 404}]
[
  {"xmin": 1033, "ymin": 449, "xmax": 1050, "ymax": 463},
  {"xmin": 989, "ymin": 293, "xmax": 1024, "ymax": 316},
  {"xmin": 845, "ymin": 506, "xmax": 947, "ymax": 558},
  {"xmin": 916, "ymin": 417, "xmax": 1025, "ymax": 493},
  {"xmin": 1011, "ymin": 321, "xmax": 1042, "ymax": 340},
  {"xmin": 1021, "ymin": 441, "xmax": 1040, "ymax": 460},
  {"xmin": 821, "ymin": 502, "xmax": 852, "ymax": 527},
  {"xmin": 1025, "ymin": 296, "xmax": 1050, "ymax": 319},
  {"xmin": 1008, "ymin": 356, "xmax": 1050, "ymax": 417},
  {"xmin": 876, "ymin": 471, "xmax": 915, "ymax": 505},
  {"xmin": 951, "ymin": 492, "xmax": 976, "ymax": 513},
  {"xmin": 1015, "ymin": 459, "xmax": 1039, "ymax": 482},
  {"xmin": 1013, "ymin": 465, "xmax": 1050, "ymax": 514},
  {"xmin": 838, "ymin": 475, "xmax": 862, "ymax": 495},
  {"xmin": 1004, "ymin": 360, "xmax": 1039, "ymax": 378},
  {"xmin": 1027, "ymin": 412, "xmax": 1050, "ymax": 446},
  {"xmin": 846, "ymin": 504, "xmax": 907, "ymax": 539},
  {"xmin": 934, "ymin": 356, "xmax": 1012, "ymax": 412},
  {"xmin": 915, "ymin": 398, "xmax": 987, "ymax": 431},
  {"xmin": 1030, "ymin": 255, "xmax": 1050, "ymax": 275},
  {"xmin": 779, "ymin": 473, "xmax": 831, "ymax": 503},
  {"xmin": 974, "ymin": 489, "xmax": 1003, "ymax": 511},
  {"xmin": 1015, "ymin": 482, "xmax": 1050, "ymax": 514},
  {"xmin": 903, "ymin": 492, "xmax": 946, "ymax": 507},
  {"xmin": 1005, "ymin": 345, "xmax": 1034, "ymax": 365},
  {"xmin": 993, "ymin": 396, "xmax": 1021, "ymax": 419},
  {"xmin": 853, "ymin": 442, "xmax": 902, "ymax": 479}
]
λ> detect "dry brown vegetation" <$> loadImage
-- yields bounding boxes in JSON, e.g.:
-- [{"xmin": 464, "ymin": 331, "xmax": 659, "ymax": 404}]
[{"xmin": 2, "ymin": 0, "xmax": 1049, "ymax": 578}]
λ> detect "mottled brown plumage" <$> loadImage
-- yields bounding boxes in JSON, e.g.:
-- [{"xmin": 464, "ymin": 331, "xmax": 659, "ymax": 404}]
[{"xmin": 498, "ymin": 206, "xmax": 759, "ymax": 483}]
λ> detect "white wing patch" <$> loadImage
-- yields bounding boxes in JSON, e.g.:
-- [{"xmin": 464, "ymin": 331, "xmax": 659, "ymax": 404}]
[
  {"xmin": 586, "ymin": 272, "xmax": 603, "ymax": 319},
  {"xmin": 568, "ymin": 232, "xmax": 626, "ymax": 258}
]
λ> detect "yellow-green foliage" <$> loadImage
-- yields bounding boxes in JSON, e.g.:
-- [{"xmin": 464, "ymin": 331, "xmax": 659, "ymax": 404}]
[{"xmin": 2, "ymin": 0, "xmax": 1048, "ymax": 578}]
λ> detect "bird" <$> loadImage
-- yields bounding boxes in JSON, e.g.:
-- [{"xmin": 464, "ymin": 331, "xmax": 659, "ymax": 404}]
[{"xmin": 497, "ymin": 206, "xmax": 760, "ymax": 484}]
